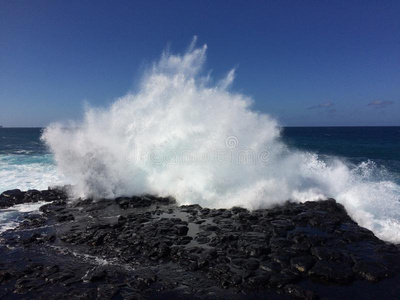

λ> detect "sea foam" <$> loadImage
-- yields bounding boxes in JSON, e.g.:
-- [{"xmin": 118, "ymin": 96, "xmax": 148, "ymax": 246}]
[
  {"xmin": 0, "ymin": 154, "xmax": 63, "ymax": 192},
  {"xmin": 42, "ymin": 39, "xmax": 400, "ymax": 243}
]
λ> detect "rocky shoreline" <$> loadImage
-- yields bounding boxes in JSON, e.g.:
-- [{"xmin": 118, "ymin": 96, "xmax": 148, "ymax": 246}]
[{"xmin": 1, "ymin": 188, "xmax": 400, "ymax": 299}]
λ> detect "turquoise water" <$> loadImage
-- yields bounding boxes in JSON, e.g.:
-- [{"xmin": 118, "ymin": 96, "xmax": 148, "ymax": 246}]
[
  {"xmin": 1, "ymin": 127, "xmax": 400, "ymax": 194},
  {"xmin": 1, "ymin": 127, "xmax": 400, "ymax": 242},
  {"xmin": 0, "ymin": 128, "xmax": 62, "ymax": 193}
]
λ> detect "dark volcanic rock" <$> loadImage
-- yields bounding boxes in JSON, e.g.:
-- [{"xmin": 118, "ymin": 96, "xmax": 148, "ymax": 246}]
[
  {"xmin": 308, "ymin": 260, "xmax": 354, "ymax": 283},
  {"xmin": 284, "ymin": 284, "xmax": 317, "ymax": 300},
  {"xmin": 352, "ymin": 261, "xmax": 392, "ymax": 281},
  {"xmin": 1, "ymin": 189, "xmax": 400, "ymax": 299},
  {"xmin": 290, "ymin": 256, "xmax": 315, "ymax": 273},
  {"xmin": 0, "ymin": 188, "xmax": 68, "ymax": 208},
  {"xmin": 0, "ymin": 189, "xmax": 25, "ymax": 207}
]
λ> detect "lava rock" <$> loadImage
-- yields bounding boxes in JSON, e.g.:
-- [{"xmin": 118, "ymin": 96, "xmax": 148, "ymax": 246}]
[
  {"xmin": 291, "ymin": 256, "xmax": 315, "ymax": 272},
  {"xmin": 308, "ymin": 260, "xmax": 354, "ymax": 283},
  {"xmin": 1, "ymin": 192, "xmax": 400, "ymax": 299},
  {"xmin": 353, "ymin": 261, "xmax": 391, "ymax": 281}
]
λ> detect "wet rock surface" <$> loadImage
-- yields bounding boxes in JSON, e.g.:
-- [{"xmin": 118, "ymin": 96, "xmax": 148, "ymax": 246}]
[{"xmin": 1, "ymin": 188, "xmax": 400, "ymax": 299}]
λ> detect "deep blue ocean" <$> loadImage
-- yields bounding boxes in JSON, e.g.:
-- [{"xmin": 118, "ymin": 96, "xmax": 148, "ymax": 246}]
[
  {"xmin": 283, "ymin": 127, "xmax": 400, "ymax": 180},
  {"xmin": 1, "ymin": 127, "xmax": 400, "ymax": 194}
]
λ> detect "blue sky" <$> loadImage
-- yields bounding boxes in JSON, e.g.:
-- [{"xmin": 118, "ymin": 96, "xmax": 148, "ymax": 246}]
[{"xmin": 1, "ymin": 0, "xmax": 399, "ymax": 127}]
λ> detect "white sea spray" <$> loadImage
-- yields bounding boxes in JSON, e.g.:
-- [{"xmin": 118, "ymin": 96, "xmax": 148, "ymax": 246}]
[{"xmin": 42, "ymin": 39, "xmax": 400, "ymax": 243}]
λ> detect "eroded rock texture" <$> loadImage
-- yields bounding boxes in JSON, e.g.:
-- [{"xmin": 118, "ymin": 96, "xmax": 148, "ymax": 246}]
[{"xmin": 1, "ymin": 189, "xmax": 400, "ymax": 299}]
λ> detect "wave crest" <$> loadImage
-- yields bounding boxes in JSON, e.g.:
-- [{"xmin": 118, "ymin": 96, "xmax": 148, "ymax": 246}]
[{"xmin": 42, "ymin": 40, "xmax": 400, "ymax": 243}]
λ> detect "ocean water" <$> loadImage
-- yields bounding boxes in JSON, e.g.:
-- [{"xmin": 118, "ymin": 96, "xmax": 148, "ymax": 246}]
[
  {"xmin": 0, "ymin": 128, "xmax": 63, "ymax": 192},
  {"xmin": 1, "ymin": 42, "xmax": 400, "ymax": 243},
  {"xmin": 283, "ymin": 127, "xmax": 400, "ymax": 180},
  {"xmin": 0, "ymin": 128, "xmax": 61, "ymax": 233},
  {"xmin": 1, "ymin": 126, "xmax": 400, "ymax": 239},
  {"xmin": 1, "ymin": 127, "xmax": 399, "ymax": 193}
]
